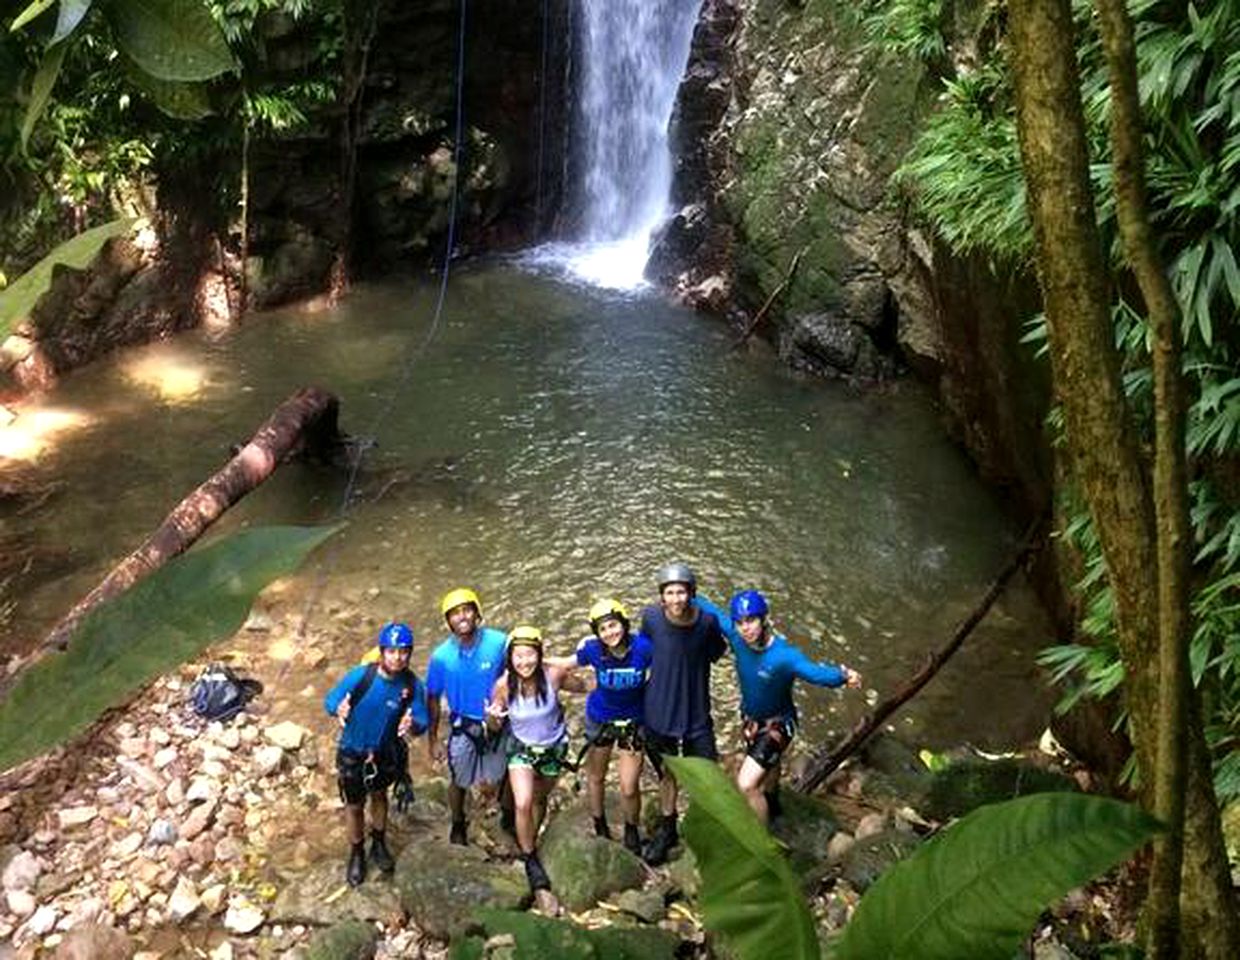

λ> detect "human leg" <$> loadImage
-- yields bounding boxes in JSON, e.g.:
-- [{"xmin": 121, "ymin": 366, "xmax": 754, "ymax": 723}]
[
  {"xmin": 737, "ymin": 755, "xmax": 771, "ymax": 824},
  {"xmin": 508, "ymin": 764, "xmax": 538, "ymax": 854},
  {"xmin": 367, "ymin": 790, "xmax": 395, "ymax": 872},
  {"xmin": 586, "ymin": 743, "xmax": 612, "ymax": 835},
  {"xmin": 617, "ymin": 747, "xmax": 643, "ymax": 854}
]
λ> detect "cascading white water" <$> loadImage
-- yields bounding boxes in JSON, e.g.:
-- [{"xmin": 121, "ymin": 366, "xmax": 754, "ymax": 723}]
[{"xmin": 525, "ymin": 0, "xmax": 701, "ymax": 290}]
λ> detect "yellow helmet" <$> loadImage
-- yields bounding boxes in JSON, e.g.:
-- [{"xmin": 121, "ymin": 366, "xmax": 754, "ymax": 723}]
[
  {"xmin": 509, "ymin": 625, "xmax": 543, "ymax": 649},
  {"xmin": 588, "ymin": 598, "xmax": 630, "ymax": 632},
  {"xmin": 441, "ymin": 587, "xmax": 482, "ymax": 621}
]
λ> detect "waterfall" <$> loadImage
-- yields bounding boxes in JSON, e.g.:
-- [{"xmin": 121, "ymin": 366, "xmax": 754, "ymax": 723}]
[{"xmin": 526, "ymin": 0, "xmax": 701, "ymax": 290}]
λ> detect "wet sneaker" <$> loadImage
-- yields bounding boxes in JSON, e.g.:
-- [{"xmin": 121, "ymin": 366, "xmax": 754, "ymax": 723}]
[
  {"xmin": 622, "ymin": 823, "xmax": 642, "ymax": 856},
  {"xmin": 370, "ymin": 831, "xmax": 395, "ymax": 873},
  {"xmin": 642, "ymin": 818, "xmax": 678, "ymax": 866},
  {"xmin": 592, "ymin": 816, "xmax": 612, "ymax": 839},
  {"xmin": 346, "ymin": 843, "xmax": 366, "ymax": 887},
  {"xmin": 523, "ymin": 853, "xmax": 552, "ymax": 892},
  {"xmin": 449, "ymin": 819, "xmax": 468, "ymax": 846}
]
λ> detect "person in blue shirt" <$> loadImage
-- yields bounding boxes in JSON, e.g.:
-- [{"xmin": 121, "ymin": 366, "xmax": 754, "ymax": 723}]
[
  {"xmin": 323, "ymin": 621, "xmax": 428, "ymax": 886},
  {"xmin": 709, "ymin": 589, "xmax": 861, "ymax": 826},
  {"xmin": 548, "ymin": 598, "xmax": 653, "ymax": 856},
  {"xmin": 425, "ymin": 587, "xmax": 512, "ymax": 845},
  {"xmin": 640, "ymin": 562, "xmax": 728, "ymax": 865}
]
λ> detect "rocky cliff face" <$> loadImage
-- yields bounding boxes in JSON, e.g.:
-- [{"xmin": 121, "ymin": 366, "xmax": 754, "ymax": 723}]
[{"xmin": 651, "ymin": 0, "xmax": 1051, "ymax": 516}]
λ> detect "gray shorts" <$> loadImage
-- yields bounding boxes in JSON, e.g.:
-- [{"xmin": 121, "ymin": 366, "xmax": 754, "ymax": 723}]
[{"xmin": 447, "ymin": 720, "xmax": 507, "ymax": 788}]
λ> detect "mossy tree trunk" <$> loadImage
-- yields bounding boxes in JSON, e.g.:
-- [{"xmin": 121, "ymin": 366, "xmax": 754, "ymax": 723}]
[{"xmin": 1007, "ymin": 1, "xmax": 1240, "ymax": 957}]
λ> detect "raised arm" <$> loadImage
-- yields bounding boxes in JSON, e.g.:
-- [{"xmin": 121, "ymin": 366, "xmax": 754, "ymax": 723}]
[
  {"xmin": 549, "ymin": 663, "xmax": 590, "ymax": 694},
  {"xmin": 787, "ymin": 641, "xmax": 860, "ymax": 689}
]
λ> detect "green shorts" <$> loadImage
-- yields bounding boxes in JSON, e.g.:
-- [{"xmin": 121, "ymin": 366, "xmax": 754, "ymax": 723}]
[{"xmin": 507, "ymin": 736, "xmax": 569, "ymax": 778}]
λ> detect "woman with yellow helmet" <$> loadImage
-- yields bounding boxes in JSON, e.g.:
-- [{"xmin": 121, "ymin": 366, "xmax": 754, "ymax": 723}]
[{"xmin": 485, "ymin": 625, "xmax": 587, "ymax": 908}]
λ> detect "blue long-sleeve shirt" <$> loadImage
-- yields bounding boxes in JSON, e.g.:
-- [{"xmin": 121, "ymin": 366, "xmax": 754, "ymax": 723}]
[
  {"xmin": 698, "ymin": 596, "xmax": 846, "ymax": 722},
  {"xmin": 324, "ymin": 664, "xmax": 429, "ymax": 753}
]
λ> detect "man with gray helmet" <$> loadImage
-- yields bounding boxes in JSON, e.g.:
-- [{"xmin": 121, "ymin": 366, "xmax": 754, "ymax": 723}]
[{"xmin": 639, "ymin": 561, "xmax": 728, "ymax": 865}]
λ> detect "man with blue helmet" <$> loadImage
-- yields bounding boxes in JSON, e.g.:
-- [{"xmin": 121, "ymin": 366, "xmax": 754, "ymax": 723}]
[
  {"xmin": 324, "ymin": 621, "xmax": 428, "ymax": 886},
  {"xmin": 704, "ymin": 589, "xmax": 861, "ymax": 826}
]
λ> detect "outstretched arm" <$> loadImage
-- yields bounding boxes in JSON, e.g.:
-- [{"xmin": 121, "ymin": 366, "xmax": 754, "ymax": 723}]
[
  {"xmin": 549, "ymin": 664, "xmax": 590, "ymax": 694},
  {"xmin": 544, "ymin": 654, "xmax": 578, "ymax": 670},
  {"xmin": 789, "ymin": 642, "xmax": 861, "ymax": 688}
]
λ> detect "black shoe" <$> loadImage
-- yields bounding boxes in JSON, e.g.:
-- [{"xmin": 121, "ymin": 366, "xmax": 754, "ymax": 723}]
[
  {"xmin": 500, "ymin": 807, "xmax": 517, "ymax": 837},
  {"xmin": 642, "ymin": 817, "xmax": 678, "ymax": 866},
  {"xmin": 449, "ymin": 819, "xmax": 467, "ymax": 846},
  {"xmin": 592, "ymin": 815, "xmax": 612, "ymax": 839},
  {"xmin": 346, "ymin": 843, "xmax": 366, "ymax": 887},
  {"xmin": 523, "ymin": 852, "xmax": 551, "ymax": 892},
  {"xmin": 765, "ymin": 789, "xmax": 783, "ymax": 821},
  {"xmin": 622, "ymin": 823, "xmax": 642, "ymax": 856},
  {"xmin": 370, "ymin": 830, "xmax": 395, "ymax": 873}
]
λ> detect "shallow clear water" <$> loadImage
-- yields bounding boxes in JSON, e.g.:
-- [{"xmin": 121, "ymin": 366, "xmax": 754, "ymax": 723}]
[{"xmin": 1, "ymin": 261, "xmax": 1053, "ymax": 749}]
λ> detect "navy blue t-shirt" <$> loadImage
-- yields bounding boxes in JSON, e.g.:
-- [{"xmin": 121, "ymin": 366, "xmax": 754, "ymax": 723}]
[
  {"xmin": 576, "ymin": 632, "xmax": 654, "ymax": 723},
  {"xmin": 640, "ymin": 602, "xmax": 727, "ymax": 738}
]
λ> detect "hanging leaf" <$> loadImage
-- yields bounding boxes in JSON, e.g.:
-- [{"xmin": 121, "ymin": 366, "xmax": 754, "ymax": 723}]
[
  {"xmin": 51, "ymin": 0, "xmax": 92, "ymax": 43},
  {"xmin": 0, "ymin": 217, "xmax": 135, "ymax": 340},
  {"xmin": 0, "ymin": 524, "xmax": 338, "ymax": 774},
  {"xmin": 124, "ymin": 54, "xmax": 212, "ymax": 119},
  {"xmin": 833, "ymin": 793, "xmax": 1162, "ymax": 960},
  {"xmin": 666, "ymin": 757, "xmax": 821, "ymax": 960},
  {"xmin": 8, "ymin": 0, "xmax": 56, "ymax": 33},
  {"xmin": 19, "ymin": 39, "xmax": 67, "ymax": 151},
  {"xmin": 103, "ymin": 0, "xmax": 236, "ymax": 82}
]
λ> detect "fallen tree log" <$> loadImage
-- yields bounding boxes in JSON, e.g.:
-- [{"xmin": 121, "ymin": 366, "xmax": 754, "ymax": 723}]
[
  {"xmin": 42, "ymin": 386, "xmax": 346, "ymax": 651},
  {"xmin": 793, "ymin": 514, "xmax": 1048, "ymax": 794}
]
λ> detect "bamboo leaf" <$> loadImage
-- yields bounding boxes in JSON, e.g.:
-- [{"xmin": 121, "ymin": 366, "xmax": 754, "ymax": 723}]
[
  {"xmin": 833, "ymin": 793, "xmax": 1162, "ymax": 960},
  {"xmin": 667, "ymin": 756, "xmax": 821, "ymax": 960},
  {"xmin": 103, "ymin": 0, "xmax": 236, "ymax": 82},
  {"xmin": 0, "ymin": 525, "xmax": 338, "ymax": 774},
  {"xmin": 0, "ymin": 217, "xmax": 135, "ymax": 340},
  {"xmin": 9, "ymin": 0, "xmax": 55, "ymax": 32},
  {"xmin": 51, "ymin": 0, "xmax": 92, "ymax": 44},
  {"xmin": 19, "ymin": 39, "xmax": 67, "ymax": 151}
]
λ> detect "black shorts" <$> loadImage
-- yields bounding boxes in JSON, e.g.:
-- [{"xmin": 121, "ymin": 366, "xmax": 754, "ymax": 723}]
[
  {"xmin": 645, "ymin": 727, "xmax": 718, "ymax": 778},
  {"xmin": 337, "ymin": 745, "xmax": 404, "ymax": 806},
  {"xmin": 743, "ymin": 716, "xmax": 795, "ymax": 771},
  {"xmin": 584, "ymin": 717, "xmax": 644, "ymax": 753}
]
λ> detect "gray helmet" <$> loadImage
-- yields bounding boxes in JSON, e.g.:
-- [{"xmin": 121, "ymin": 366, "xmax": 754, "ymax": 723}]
[{"xmin": 656, "ymin": 562, "xmax": 697, "ymax": 596}]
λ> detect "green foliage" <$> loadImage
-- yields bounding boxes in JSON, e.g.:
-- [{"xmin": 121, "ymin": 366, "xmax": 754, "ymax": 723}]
[
  {"xmin": 832, "ymin": 794, "xmax": 1162, "ymax": 960},
  {"xmin": 860, "ymin": 0, "xmax": 946, "ymax": 63},
  {"xmin": 667, "ymin": 756, "xmax": 821, "ymax": 960},
  {"xmin": 18, "ymin": 36, "xmax": 65, "ymax": 148},
  {"xmin": 0, "ymin": 216, "xmax": 134, "ymax": 338},
  {"xmin": 0, "ymin": 524, "xmax": 336, "ymax": 773},
  {"xmin": 452, "ymin": 908, "xmax": 678, "ymax": 960},
  {"xmin": 104, "ymin": 0, "xmax": 237, "ymax": 82}
]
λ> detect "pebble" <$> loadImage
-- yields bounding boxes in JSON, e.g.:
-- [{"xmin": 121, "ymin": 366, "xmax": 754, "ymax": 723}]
[
  {"xmin": 263, "ymin": 722, "xmax": 305, "ymax": 751},
  {"xmin": 3, "ymin": 850, "xmax": 41, "ymax": 891},
  {"xmin": 223, "ymin": 899, "xmax": 265, "ymax": 934},
  {"xmin": 180, "ymin": 801, "xmax": 217, "ymax": 841},
  {"xmin": 253, "ymin": 746, "xmax": 284, "ymax": 777},
  {"xmin": 111, "ymin": 833, "xmax": 143, "ymax": 859},
  {"xmin": 57, "ymin": 807, "xmax": 99, "ymax": 830},
  {"xmin": 146, "ymin": 820, "xmax": 177, "ymax": 847},
  {"xmin": 164, "ymin": 778, "xmax": 185, "ymax": 806},
  {"xmin": 185, "ymin": 778, "xmax": 218, "ymax": 804},
  {"xmin": 26, "ymin": 903, "xmax": 57, "ymax": 935},
  {"xmin": 148, "ymin": 727, "xmax": 171, "ymax": 746},
  {"xmin": 6, "ymin": 888, "xmax": 36, "ymax": 917},
  {"xmin": 168, "ymin": 877, "xmax": 200, "ymax": 923},
  {"xmin": 118, "ymin": 738, "xmax": 147, "ymax": 759},
  {"xmin": 201, "ymin": 883, "xmax": 226, "ymax": 914},
  {"xmin": 152, "ymin": 748, "xmax": 178, "ymax": 771}
]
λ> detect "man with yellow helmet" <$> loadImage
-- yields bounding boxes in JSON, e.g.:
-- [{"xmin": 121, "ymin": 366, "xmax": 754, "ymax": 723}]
[{"xmin": 425, "ymin": 587, "xmax": 512, "ymax": 845}]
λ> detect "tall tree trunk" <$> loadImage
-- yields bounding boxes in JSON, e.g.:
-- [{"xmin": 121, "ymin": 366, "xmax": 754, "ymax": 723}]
[{"xmin": 1007, "ymin": 2, "xmax": 1240, "ymax": 957}]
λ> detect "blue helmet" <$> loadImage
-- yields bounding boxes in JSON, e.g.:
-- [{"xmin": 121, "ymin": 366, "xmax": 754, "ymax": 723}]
[
  {"xmin": 377, "ymin": 622, "xmax": 414, "ymax": 650},
  {"xmin": 729, "ymin": 589, "xmax": 769, "ymax": 621}
]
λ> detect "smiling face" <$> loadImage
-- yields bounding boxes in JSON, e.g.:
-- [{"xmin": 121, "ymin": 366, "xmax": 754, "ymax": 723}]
[
  {"xmin": 446, "ymin": 603, "xmax": 480, "ymax": 639},
  {"xmin": 597, "ymin": 616, "xmax": 626, "ymax": 649},
  {"xmin": 737, "ymin": 615, "xmax": 766, "ymax": 648},
  {"xmin": 660, "ymin": 582, "xmax": 691, "ymax": 621},
  {"xmin": 510, "ymin": 643, "xmax": 541, "ymax": 678}
]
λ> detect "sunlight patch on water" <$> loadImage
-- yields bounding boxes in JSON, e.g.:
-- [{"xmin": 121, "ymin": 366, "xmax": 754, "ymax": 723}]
[
  {"xmin": 120, "ymin": 351, "xmax": 209, "ymax": 402},
  {"xmin": 0, "ymin": 407, "xmax": 94, "ymax": 463},
  {"xmin": 519, "ymin": 239, "xmax": 652, "ymax": 292}
]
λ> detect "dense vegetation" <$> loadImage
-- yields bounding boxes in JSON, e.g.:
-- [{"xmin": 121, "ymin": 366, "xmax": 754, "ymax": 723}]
[{"xmin": 868, "ymin": 0, "xmax": 1240, "ymax": 803}]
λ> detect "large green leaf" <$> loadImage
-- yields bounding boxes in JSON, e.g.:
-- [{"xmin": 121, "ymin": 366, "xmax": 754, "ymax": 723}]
[
  {"xmin": 19, "ymin": 38, "xmax": 66, "ymax": 150},
  {"xmin": 0, "ymin": 524, "xmax": 337, "ymax": 773},
  {"xmin": 9, "ymin": 0, "xmax": 56, "ymax": 33},
  {"xmin": 51, "ymin": 0, "xmax": 92, "ymax": 44},
  {"xmin": 832, "ymin": 793, "xmax": 1162, "ymax": 960},
  {"xmin": 124, "ymin": 54, "xmax": 212, "ymax": 119},
  {"xmin": 666, "ymin": 756, "xmax": 821, "ymax": 960},
  {"xmin": 0, "ymin": 217, "xmax": 135, "ymax": 340},
  {"xmin": 103, "ymin": 0, "xmax": 235, "ymax": 82}
]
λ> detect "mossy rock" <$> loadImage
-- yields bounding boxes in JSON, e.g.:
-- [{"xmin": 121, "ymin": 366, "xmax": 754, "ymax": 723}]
[
  {"xmin": 270, "ymin": 861, "xmax": 402, "ymax": 927},
  {"xmin": 921, "ymin": 758, "xmax": 1077, "ymax": 821},
  {"xmin": 539, "ymin": 798, "xmax": 646, "ymax": 911},
  {"xmin": 449, "ymin": 908, "xmax": 679, "ymax": 959},
  {"xmin": 770, "ymin": 789, "xmax": 840, "ymax": 879},
  {"xmin": 302, "ymin": 919, "xmax": 378, "ymax": 960},
  {"xmin": 395, "ymin": 838, "xmax": 527, "ymax": 939},
  {"xmin": 837, "ymin": 828, "xmax": 921, "ymax": 892}
]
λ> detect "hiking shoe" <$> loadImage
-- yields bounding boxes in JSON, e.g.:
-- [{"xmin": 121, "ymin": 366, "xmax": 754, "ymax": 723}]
[
  {"xmin": 592, "ymin": 816, "xmax": 612, "ymax": 840},
  {"xmin": 449, "ymin": 819, "xmax": 468, "ymax": 846},
  {"xmin": 765, "ymin": 789, "xmax": 783, "ymax": 821},
  {"xmin": 642, "ymin": 817, "xmax": 677, "ymax": 866},
  {"xmin": 523, "ymin": 853, "xmax": 552, "ymax": 892},
  {"xmin": 346, "ymin": 843, "xmax": 366, "ymax": 887},
  {"xmin": 370, "ymin": 831, "xmax": 395, "ymax": 873},
  {"xmin": 622, "ymin": 823, "xmax": 642, "ymax": 856}
]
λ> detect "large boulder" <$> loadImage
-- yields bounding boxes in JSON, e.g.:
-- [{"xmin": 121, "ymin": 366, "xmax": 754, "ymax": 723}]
[
  {"xmin": 394, "ymin": 838, "xmax": 526, "ymax": 940},
  {"xmin": 836, "ymin": 828, "xmax": 921, "ymax": 892},
  {"xmin": 770, "ymin": 789, "xmax": 841, "ymax": 880},
  {"xmin": 539, "ymin": 799, "xmax": 647, "ymax": 912},
  {"xmin": 450, "ymin": 908, "xmax": 679, "ymax": 960},
  {"xmin": 302, "ymin": 919, "xmax": 378, "ymax": 960},
  {"xmin": 269, "ymin": 861, "xmax": 402, "ymax": 927},
  {"xmin": 920, "ymin": 758, "xmax": 1077, "ymax": 822}
]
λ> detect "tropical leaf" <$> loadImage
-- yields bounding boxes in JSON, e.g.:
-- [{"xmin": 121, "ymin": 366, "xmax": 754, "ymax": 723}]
[
  {"xmin": 832, "ymin": 793, "xmax": 1162, "ymax": 960},
  {"xmin": 124, "ymin": 55, "xmax": 212, "ymax": 119},
  {"xmin": 0, "ymin": 218, "xmax": 135, "ymax": 340},
  {"xmin": 0, "ymin": 524, "xmax": 338, "ymax": 773},
  {"xmin": 666, "ymin": 756, "xmax": 821, "ymax": 960},
  {"xmin": 103, "ymin": 0, "xmax": 236, "ymax": 82},
  {"xmin": 8, "ymin": 0, "xmax": 55, "ymax": 32},
  {"xmin": 51, "ymin": 0, "xmax": 92, "ymax": 44},
  {"xmin": 19, "ymin": 39, "xmax": 67, "ymax": 150}
]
